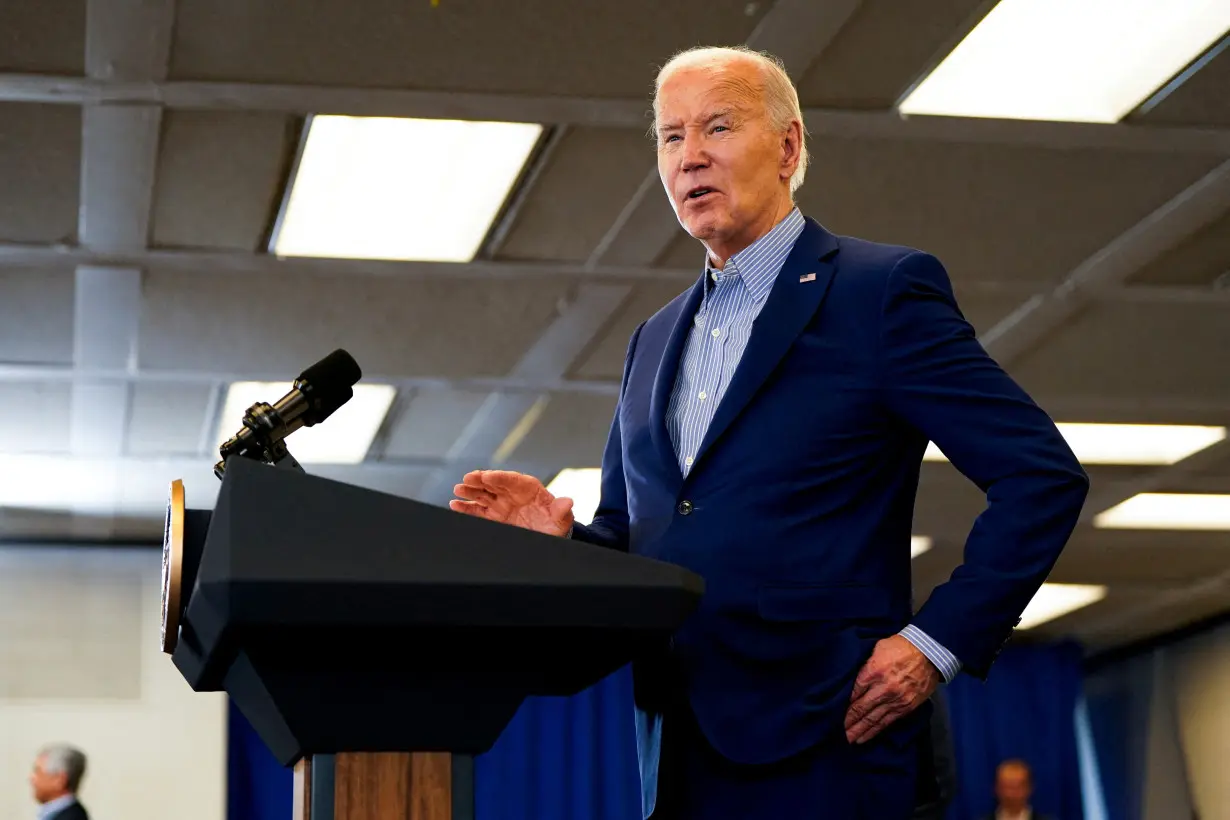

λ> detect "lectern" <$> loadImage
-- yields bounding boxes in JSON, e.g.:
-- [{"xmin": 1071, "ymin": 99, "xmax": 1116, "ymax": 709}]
[{"xmin": 161, "ymin": 457, "xmax": 703, "ymax": 820}]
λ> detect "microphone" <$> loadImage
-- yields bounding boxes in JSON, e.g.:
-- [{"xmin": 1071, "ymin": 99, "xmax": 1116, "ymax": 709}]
[{"xmin": 214, "ymin": 349, "xmax": 362, "ymax": 477}]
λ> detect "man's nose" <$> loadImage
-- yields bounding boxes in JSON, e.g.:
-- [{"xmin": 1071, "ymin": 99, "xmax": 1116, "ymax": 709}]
[{"xmin": 680, "ymin": 134, "xmax": 708, "ymax": 171}]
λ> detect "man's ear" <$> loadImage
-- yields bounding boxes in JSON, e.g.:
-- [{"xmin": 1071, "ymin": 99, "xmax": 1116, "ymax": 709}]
[{"xmin": 780, "ymin": 119, "xmax": 803, "ymax": 181}]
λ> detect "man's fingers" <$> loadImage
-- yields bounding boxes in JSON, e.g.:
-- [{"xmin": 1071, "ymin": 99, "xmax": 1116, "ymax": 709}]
[
  {"xmin": 550, "ymin": 496, "xmax": 575, "ymax": 529},
  {"xmin": 845, "ymin": 699, "xmax": 904, "ymax": 745},
  {"xmin": 453, "ymin": 484, "xmax": 496, "ymax": 505},
  {"xmin": 448, "ymin": 500, "xmax": 495, "ymax": 519}
]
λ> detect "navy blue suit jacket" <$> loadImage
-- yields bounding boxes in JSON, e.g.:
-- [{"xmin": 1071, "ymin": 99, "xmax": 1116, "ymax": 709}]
[{"xmin": 572, "ymin": 218, "xmax": 1088, "ymax": 770}]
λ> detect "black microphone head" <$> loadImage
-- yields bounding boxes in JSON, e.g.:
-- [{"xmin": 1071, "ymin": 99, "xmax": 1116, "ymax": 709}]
[{"xmin": 294, "ymin": 349, "xmax": 362, "ymax": 426}]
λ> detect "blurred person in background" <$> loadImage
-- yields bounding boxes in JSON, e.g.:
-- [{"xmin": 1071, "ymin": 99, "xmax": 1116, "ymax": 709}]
[
  {"xmin": 29, "ymin": 744, "xmax": 90, "ymax": 820},
  {"xmin": 451, "ymin": 43, "xmax": 1086, "ymax": 820},
  {"xmin": 980, "ymin": 759, "xmax": 1053, "ymax": 820}
]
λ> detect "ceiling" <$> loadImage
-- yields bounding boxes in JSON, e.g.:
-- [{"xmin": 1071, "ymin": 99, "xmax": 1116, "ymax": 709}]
[{"xmin": 0, "ymin": 0, "xmax": 1227, "ymax": 655}]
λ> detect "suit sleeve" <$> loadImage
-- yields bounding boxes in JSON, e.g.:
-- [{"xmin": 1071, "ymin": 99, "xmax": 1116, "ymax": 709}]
[
  {"xmin": 569, "ymin": 321, "xmax": 644, "ymax": 552},
  {"xmin": 876, "ymin": 251, "xmax": 1089, "ymax": 679}
]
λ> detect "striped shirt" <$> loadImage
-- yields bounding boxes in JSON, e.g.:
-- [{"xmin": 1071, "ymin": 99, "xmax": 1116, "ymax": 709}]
[{"xmin": 664, "ymin": 207, "xmax": 961, "ymax": 683}]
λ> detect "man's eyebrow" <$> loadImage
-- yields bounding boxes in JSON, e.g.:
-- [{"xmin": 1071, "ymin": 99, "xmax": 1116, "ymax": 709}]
[{"xmin": 657, "ymin": 108, "xmax": 738, "ymax": 135}]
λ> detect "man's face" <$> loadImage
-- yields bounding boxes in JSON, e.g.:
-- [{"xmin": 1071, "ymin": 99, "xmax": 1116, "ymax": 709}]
[
  {"xmin": 655, "ymin": 60, "xmax": 797, "ymax": 261},
  {"xmin": 995, "ymin": 764, "xmax": 1032, "ymax": 812},
  {"xmin": 29, "ymin": 755, "xmax": 68, "ymax": 804}
]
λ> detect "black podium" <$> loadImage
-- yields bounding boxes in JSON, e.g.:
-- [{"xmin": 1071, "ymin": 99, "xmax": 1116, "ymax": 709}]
[{"xmin": 162, "ymin": 456, "xmax": 703, "ymax": 820}]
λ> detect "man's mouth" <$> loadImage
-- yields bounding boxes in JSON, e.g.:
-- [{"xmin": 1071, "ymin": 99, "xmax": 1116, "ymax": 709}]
[{"xmin": 685, "ymin": 187, "xmax": 717, "ymax": 202}]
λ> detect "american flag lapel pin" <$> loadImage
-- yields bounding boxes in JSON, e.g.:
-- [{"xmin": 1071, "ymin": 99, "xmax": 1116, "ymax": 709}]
[{"xmin": 799, "ymin": 272, "xmax": 816, "ymax": 283}]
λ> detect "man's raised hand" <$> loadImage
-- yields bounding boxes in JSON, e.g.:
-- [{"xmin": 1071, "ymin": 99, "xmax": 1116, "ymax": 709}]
[{"xmin": 449, "ymin": 470, "xmax": 575, "ymax": 537}]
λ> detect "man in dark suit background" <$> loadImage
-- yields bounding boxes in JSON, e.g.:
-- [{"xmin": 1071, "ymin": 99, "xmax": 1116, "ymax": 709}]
[
  {"xmin": 980, "ymin": 759, "xmax": 1056, "ymax": 820},
  {"xmin": 29, "ymin": 744, "xmax": 90, "ymax": 820},
  {"xmin": 450, "ymin": 44, "xmax": 1087, "ymax": 819}
]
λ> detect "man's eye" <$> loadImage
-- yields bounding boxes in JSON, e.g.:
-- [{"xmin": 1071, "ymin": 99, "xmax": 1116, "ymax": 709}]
[
  {"xmin": 713, "ymin": 125, "xmax": 728, "ymax": 133},
  {"xmin": 664, "ymin": 135, "xmax": 681, "ymax": 143}
]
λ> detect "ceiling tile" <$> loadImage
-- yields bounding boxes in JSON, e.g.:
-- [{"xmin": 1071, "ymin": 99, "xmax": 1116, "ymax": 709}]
[
  {"xmin": 0, "ymin": 269, "xmax": 75, "ymax": 365},
  {"xmin": 382, "ymin": 388, "xmax": 491, "ymax": 460},
  {"xmin": 1009, "ymin": 301, "xmax": 1230, "ymax": 402},
  {"xmin": 797, "ymin": 0, "xmax": 988, "ymax": 109},
  {"xmin": 0, "ymin": 383, "xmax": 71, "ymax": 453},
  {"xmin": 169, "ymin": 0, "xmax": 763, "ymax": 96},
  {"xmin": 506, "ymin": 392, "xmax": 616, "ymax": 467},
  {"xmin": 151, "ymin": 110, "xmax": 297, "ymax": 251},
  {"xmin": 0, "ymin": 104, "xmax": 80, "ymax": 244},
  {"xmin": 126, "ymin": 382, "xmax": 215, "ymax": 456},
  {"xmin": 496, "ymin": 128, "xmax": 654, "ymax": 263},
  {"xmin": 789, "ymin": 137, "xmax": 1221, "ymax": 287},
  {"xmin": 570, "ymin": 282, "xmax": 692, "ymax": 381},
  {"xmin": 0, "ymin": 1, "xmax": 86, "ymax": 75},
  {"xmin": 139, "ymin": 269, "xmax": 573, "ymax": 378}
]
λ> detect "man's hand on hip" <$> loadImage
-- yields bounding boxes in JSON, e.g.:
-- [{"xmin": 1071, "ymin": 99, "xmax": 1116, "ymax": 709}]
[{"xmin": 844, "ymin": 634, "xmax": 940, "ymax": 745}]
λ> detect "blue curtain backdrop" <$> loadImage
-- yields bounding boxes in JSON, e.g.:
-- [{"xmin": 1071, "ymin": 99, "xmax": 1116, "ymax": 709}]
[
  {"xmin": 475, "ymin": 666, "xmax": 640, "ymax": 820},
  {"xmin": 944, "ymin": 640, "xmax": 1085, "ymax": 820},
  {"xmin": 228, "ymin": 699, "xmax": 294, "ymax": 820},
  {"xmin": 1081, "ymin": 657, "xmax": 1155, "ymax": 820}
]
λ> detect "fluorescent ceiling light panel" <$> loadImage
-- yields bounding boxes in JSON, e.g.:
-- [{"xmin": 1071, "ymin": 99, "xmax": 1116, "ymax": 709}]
[
  {"xmin": 273, "ymin": 115, "xmax": 543, "ymax": 262},
  {"xmin": 546, "ymin": 468, "xmax": 602, "ymax": 526},
  {"xmin": 1016, "ymin": 583, "xmax": 1108, "ymax": 629},
  {"xmin": 899, "ymin": 0, "xmax": 1230, "ymax": 123},
  {"xmin": 924, "ymin": 423, "xmax": 1226, "ymax": 465},
  {"xmin": 1093, "ymin": 493, "xmax": 1230, "ymax": 530},
  {"xmin": 215, "ymin": 381, "xmax": 396, "ymax": 464}
]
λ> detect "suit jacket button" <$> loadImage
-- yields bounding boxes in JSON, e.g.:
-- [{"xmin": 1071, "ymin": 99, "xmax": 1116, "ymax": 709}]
[{"xmin": 677, "ymin": 500, "xmax": 693, "ymax": 515}]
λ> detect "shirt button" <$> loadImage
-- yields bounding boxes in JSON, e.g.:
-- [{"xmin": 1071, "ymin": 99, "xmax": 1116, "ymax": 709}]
[
  {"xmin": 677, "ymin": 500, "xmax": 693, "ymax": 515},
  {"xmin": 698, "ymin": 391, "xmax": 707, "ymax": 401},
  {"xmin": 711, "ymin": 328, "xmax": 721, "ymax": 338},
  {"xmin": 684, "ymin": 456, "xmax": 694, "ymax": 466}
]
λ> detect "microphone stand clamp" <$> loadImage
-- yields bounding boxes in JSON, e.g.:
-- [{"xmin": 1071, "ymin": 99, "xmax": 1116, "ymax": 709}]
[{"xmin": 214, "ymin": 401, "xmax": 306, "ymax": 480}]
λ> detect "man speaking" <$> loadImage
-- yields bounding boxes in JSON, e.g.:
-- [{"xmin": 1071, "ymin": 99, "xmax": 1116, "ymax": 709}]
[{"xmin": 451, "ymin": 45, "xmax": 1088, "ymax": 820}]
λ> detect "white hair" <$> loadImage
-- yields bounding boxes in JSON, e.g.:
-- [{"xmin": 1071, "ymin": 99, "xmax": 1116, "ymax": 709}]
[
  {"xmin": 653, "ymin": 45, "xmax": 810, "ymax": 194},
  {"xmin": 39, "ymin": 744, "xmax": 87, "ymax": 792}
]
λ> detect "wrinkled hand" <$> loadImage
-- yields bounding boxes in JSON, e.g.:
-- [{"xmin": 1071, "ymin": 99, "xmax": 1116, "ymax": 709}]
[
  {"xmin": 449, "ymin": 470, "xmax": 574, "ymax": 537},
  {"xmin": 844, "ymin": 635, "xmax": 940, "ymax": 745}
]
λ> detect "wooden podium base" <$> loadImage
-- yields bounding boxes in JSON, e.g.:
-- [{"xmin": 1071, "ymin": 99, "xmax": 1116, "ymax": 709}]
[{"xmin": 294, "ymin": 753, "xmax": 451, "ymax": 820}]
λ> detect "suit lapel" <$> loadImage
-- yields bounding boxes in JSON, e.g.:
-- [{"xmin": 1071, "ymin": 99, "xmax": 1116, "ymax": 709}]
[
  {"xmin": 649, "ymin": 274, "xmax": 706, "ymax": 483},
  {"xmin": 691, "ymin": 219, "xmax": 840, "ymax": 471}
]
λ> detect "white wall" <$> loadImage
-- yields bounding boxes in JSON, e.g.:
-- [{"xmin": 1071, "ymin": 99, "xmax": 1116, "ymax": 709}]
[
  {"xmin": 0, "ymin": 545, "xmax": 227, "ymax": 820},
  {"xmin": 1170, "ymin": 621, "xmax": 1230, "ymax": 820}
]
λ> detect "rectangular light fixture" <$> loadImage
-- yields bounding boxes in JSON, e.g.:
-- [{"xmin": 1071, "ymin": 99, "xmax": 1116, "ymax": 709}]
[
  {"xmin": 924, "ymin": 423, "xmax": 1226, "ymax": 465},
  {"xmin": 272, "ymin": 115, "xmax": 543, "ymax": 262},
  {"xmin": 215, "ymin": 381, "xmax": 396, "ymax": 464},
  {"xmin": 549, "ymin": 468, "xmax": 936, "ymax": 561},
  {"xmin": 1017, "ymin": 583, "xmax": 1108, "ymax": 629},
  {"xmin": 910, "ymin": 536, "xmax": 933, "ymax": 558},
  {"xmin": 545, "ymin": 468, "xmax": 603, "ymax": 525},
  {"xmin": 898, "ymin": 0, "xmax": 1230, "ymax": 123},
  {"xmin": 1094, "ymin": 493, "xmax": 1230, "ymax": 530}
]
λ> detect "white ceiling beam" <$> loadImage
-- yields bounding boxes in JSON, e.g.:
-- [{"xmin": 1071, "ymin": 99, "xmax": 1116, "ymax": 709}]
[
  {"xmin": 3, "ymin": 74, "xmax": 1228, "ymax": 155},
  {"xmin": 586, "ymin": 0, "xmax": 867, "ymax": 269},
  {"xmin": 414, "ymin": 283, "xmax": 633, "ymax": 505},
  {"xmin": 980, "ymin": 158, "xmax": 1230, "ymax": 366},
  {"xmin": 70, "ymin": 0, "xmax": 176, "ymax": 536},
  {"xmin": 0, "ymin": 241, "xmax": 699, "ymax": 283}
]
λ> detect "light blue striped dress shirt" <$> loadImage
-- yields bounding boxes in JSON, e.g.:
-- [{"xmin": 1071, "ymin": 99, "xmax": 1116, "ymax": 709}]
[{"xmin": 664, "ymin": 207, "xmax": 961, "ymax": 683}]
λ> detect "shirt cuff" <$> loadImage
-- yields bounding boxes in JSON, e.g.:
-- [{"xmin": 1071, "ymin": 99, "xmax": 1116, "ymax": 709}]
[{"xmin": 899, "ymin": 624, "xmax": 962, "ymax": 684}]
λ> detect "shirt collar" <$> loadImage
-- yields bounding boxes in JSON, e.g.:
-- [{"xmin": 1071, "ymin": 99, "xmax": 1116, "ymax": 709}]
[
  {"xmin": 37, "ymin": 795, "xmax": 76, "ymax": 820},
  {"xmin": 704, "ymin": 207, "xmax": 806, "ymax": 304}
]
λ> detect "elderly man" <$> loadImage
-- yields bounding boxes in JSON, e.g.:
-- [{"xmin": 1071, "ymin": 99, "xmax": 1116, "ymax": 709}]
[
  {"xmin": 29, "ymin": 745, "xmax": 90, "ymax": 820},
  {"xmin": 451, "ymin": 45, "xmax": 1087, "ymax": 819}
]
